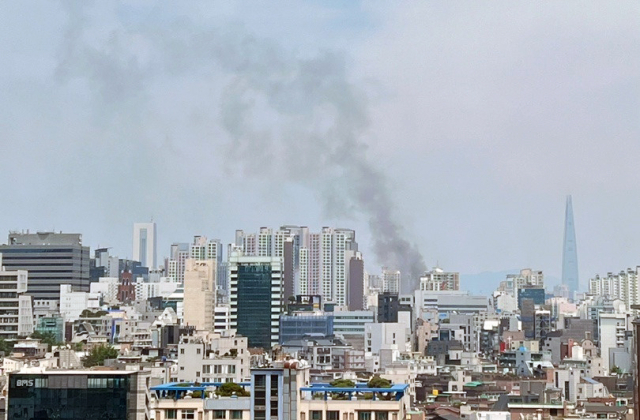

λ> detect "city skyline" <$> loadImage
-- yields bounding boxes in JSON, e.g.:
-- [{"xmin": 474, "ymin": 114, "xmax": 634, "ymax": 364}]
[{"xmin": 0, "ymin": 2, "xmax": 638, "ymax": 283}]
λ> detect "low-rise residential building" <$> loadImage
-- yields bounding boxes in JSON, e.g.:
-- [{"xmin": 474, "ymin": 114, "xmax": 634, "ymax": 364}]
[{"xmin": 178, "ymin": 330, "xmax": 250, "ymax": 383}]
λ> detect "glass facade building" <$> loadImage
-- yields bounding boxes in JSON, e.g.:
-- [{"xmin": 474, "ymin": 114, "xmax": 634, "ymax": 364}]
[
  {"xmin": 35, "ymin": 316, "xmax": 65, "ymax": 343},
  {"xmin": 8, "ymin": 371, "xmax": 147, "ymax": 420},
  {"xmin": 236, "ymin": 264, "xmax": 274, "ymax": 349},
  {"xmin": 517, "ymin": 287, "xmax": 546, "ymax": 310},
  {"xmin": 279, "ymin": 315, "xmax": 333, "ymax": 344},
  {"xmin": 0, "ymin": 232, "xmax": 90, "ymax": 300},
  {"xmin": 229, "ymin": 253, "xmax": 284, "ymax": 349}
]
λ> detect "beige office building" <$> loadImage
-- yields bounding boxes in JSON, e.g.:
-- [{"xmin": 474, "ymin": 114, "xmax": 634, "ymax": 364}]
[{"xmin": 184, "ymin": 259, "xmax": 216, "ymax": 331}]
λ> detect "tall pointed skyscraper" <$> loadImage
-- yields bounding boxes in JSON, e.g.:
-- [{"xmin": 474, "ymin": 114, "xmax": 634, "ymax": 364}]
[{"xmin": 562, "ymin": 195, "xmax": 579, "ymax": 295}]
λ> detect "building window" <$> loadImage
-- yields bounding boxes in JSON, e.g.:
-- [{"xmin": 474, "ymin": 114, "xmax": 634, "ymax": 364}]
[
  {"xmin": 213, "ymin": 410, "xmax": 226, "ymax": 419},
  {"xmin": 166, "ymin": 409, "xmax": 178, "ymax": 419},
  {"xmin": 231, "ymin": 411, "xmax": 243, "ymax": 419},
  {"xmin": 255, "ymin": 375, "xmax": 266, "ymax": 387},
  {"xmin": 327, "ymin": 411, "xmax": 339, "ymax": 420},
  {"xmin": 312, "ymin": 411, "xmax": 323, "ymax": 420},
  {"xmin": 180, "ymin": 349, "xmax": 185, "ymax": 354},
  {"xmin": 197, "ymin": 348, "xmax": 201, "ymax": 354},
  {"xmin": 375, "ymin": 413, "xmax": 388, "ymax": 420},
  {"xmin": 182, "ymin": 410, "xmax": 195, "ymax": 420},
  {"xmin": 358, "ymin": 413, "xmax": 371, "ymax": 420}
]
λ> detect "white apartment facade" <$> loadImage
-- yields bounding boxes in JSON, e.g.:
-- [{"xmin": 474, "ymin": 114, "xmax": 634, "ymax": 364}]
[
  {"xmin": 59, "ymin": 284, "xmax": 101, "ymax": 322},
  {"xmin": 420, "ymin": 267, "xmax": 460, "ymax": 291},
  {"xmin": 382, "ymin": 268, "xmax": 401, "ymax": 294},
  {"xmin": 0, "ymin": 254, "xmax": 33, "ymax": 338},
  {"xmin": 177, "ymin": 330, "xmax": 251, "ymax": 383},
  {"xmin": 589, "ymin": 267, "xmax": 640, "ymax": 310}
]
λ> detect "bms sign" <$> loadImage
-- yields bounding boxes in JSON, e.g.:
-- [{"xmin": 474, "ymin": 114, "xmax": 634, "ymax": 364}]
[{"xmin": 16, "ymin": 379, "xmax": 33, "ymax": 387}]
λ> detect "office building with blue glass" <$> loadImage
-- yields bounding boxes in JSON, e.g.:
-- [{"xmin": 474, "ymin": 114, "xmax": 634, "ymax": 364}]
[{"xmin": 229, "ymin": 252, "xmax": 284, "ymax": 349}]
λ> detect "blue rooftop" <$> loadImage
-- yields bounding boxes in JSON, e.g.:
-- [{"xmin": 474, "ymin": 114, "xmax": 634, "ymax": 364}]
[
  {"xmin": 151, "ymin": 382, "xmax": 251, "ymax": 399},
  {"xmin": 300, "ymin": 383, "xmax": 409, "ymax": 401}
]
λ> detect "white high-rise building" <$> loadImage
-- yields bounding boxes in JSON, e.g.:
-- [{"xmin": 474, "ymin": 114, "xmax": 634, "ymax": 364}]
[
  {"xmin": 183, "ymin": 259, "xmax": 216, "ymax": 331},
  {"xmin": 234, "ymin": 226, "xmax": 357, "ymax": 306},
  {"xmin": 420, "ymin": 267, "xmax": 460, "ymax": 291},
  {"xmin": 382, "ymin": 268, "xmax": 401, "ymax": 294},
  {"xmin": 258, "ymin": 227, "xmax": 273, "ymax": 257},
  {"xmin": 315, "ymin": 227, "xmax": 357, "ymax": 305},
  {"xmin": 132, "ymin": 222, "xmax": 157, "ymax": 269},
  {"xmin": 190, "ymin": 236, "xmax": 223, "ymax": 263},
  {"xmin": 589, "ymin": 267, "xmax": 640, "ymax": 309},
  {"xmin": 497, "ymin": 268, "xmax": 544, "ymax": 296},
  {"xmin": 0, "ymin": 254, "xmax": 33, "ymax": 338},
  {"xmin": 598, "ymin": 313, "xmax": 630, "ymax": 372},
  {"xmin": 167, "ymin": 243, "xmax": 189, "ymax": 283}
]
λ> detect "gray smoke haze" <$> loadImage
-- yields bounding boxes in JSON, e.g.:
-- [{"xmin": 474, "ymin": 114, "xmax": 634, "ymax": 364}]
[{"xmin": 54, "ymin": 2, "xmax": 426, "ymax": 287}]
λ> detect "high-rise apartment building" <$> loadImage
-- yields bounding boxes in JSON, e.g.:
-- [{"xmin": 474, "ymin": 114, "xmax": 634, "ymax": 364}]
[
  {"xmin": 167, "ymin": 243, "xmax": 189, "ymax": 283},
  {"xmin": 497, "ymin": 268, "xmax": 544, "ymax": 297},
  {"xmin": 183, "ymin": 259, "xmax": 216, "ymax": 331},
  {"xmin": 229, "ymin": 251, "xmax": 283, "ymax": 348},
  {"xmin": 189, "ymin": 236, "xmax": 222, "ymax": 263},
  {"xmin": 132, "ymin": 222, "xmax": 157, "ymax": 269},
  {"xmin": 0, "ymin": 254, "xmax": 34, "ymax": 338},
  {"xmin": 420, "ymin": 267, "xmax": 460, "ymax": 291},
  {"xmin": 562, "ymin": 195, "xmax": 579, "ymax": 294},
  {"xmin": 589, "ymin": 267, "xmax": 640, "ymax": 310},
  {"xmin": 234, "ymin": 226, "xmax": 358, "ymax": 306},
  {"xmin": 382, "ymin": 268, "xmax": 401, "ymax": 294},
  {"xmin": 0, "ymin": 232, "xmax": 90, "ymax": 302}
]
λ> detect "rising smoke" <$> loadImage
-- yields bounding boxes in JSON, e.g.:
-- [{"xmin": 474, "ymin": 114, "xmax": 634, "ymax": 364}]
[{"xmin": 55, "ymin": 3, "xmax": 426, "ymax": 290}]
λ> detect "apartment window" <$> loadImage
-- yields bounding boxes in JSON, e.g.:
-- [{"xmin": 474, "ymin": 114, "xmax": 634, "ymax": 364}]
[
  {"xmin": 165, "ymin": 409, "xmax": 178, "ymax": 419},
  {"xmin": 358, "ymin": 413, "xmax": 371, "ymax": 420},
  {"xmin": 213, "ymin": 410, "xmax": 226, "ymax": 419},
  {"xmin": 229, "ymin": 365, "xmax": 236, "ymax": 374},
  {"xmin": 375, "ymin": 413, "xmax": 388, "ymax": 420},
  {"xmin": 231, "ymin": 411, "xmax": 243, "ymax": 419},
  {"xmin": 182, "ymin": 410, "xmax": 195, "ymax": 419},
  {"xmin": 180, "ymin": 349, "xmax": 185, "ymax": 354},
  {"xmin": 255, "ymin": 375, "xmax": 266, "ymax": 388},
  {"xmin": 327, "ymin": 411, "xmax": 339, "ymax": 420},
  {"xmin": 197, "ymin": 348, "xmax": 201, "ymax": 355},
  {"xmin": 311, "ymin": 411, "xmax": 323, "ymax": 420}
]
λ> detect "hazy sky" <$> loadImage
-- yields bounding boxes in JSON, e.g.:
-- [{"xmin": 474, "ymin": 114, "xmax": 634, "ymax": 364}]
[{"xmin": 1, "ymin": 2, "xmax": 638, "ymax": 289}]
